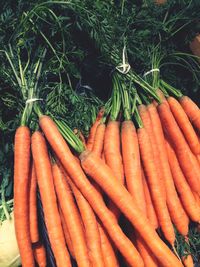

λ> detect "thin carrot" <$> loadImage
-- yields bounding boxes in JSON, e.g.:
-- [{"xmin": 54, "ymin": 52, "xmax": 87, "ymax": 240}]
[
  {"xmin": 31, "ymin": 131, "xmax": 71, "ymax": 267},
  {"xmin": 92, "ymin": 123, "xmax": 106, "ymax": 157},
  {"xmin": 121, "ymin": 120, "xmax": 145, "ymax": 213},
  {"xmin": 39, "ymin": 115, "xmax": 144, "ymax": 267},
  {"xmin": 67, "ymin": 176, "xmax": 104, "ymax": 267},
  {"xmin": 14, "ymin": 126, "xmax": 35, "ymax": 267},
  {"xmin": 166, "ymin": 139, "xmax": 200, "ymax": 223},
  {"xmin": 167, "ymin": 96, "xmax": 200, "ymax": 155},
  {"xmin": 39, "ymin": 115, "xmax": 183, "ymax": 267},
  {"xmin": 87, "ymin": 108, "xmax": 104, "ymax": 150},
  {"xmin": 29, "ymin": 163, "xmax": 39, "ymax": 243},
  {"xmin": 158, "ymin": 102, "xmax": 200, "ymax": 195},
  {"xmin": 148, "ymin": 103, "xmax": 189, "ymax": 236},
  {"xmin": 60, "ymin": 209, "xmax": 75, "ymax": 259},
  {"xmin": 53, "ymin": 163, "xmax": 91, "ymax": 267},
  {"xmin": 179, "ymin": 96, "xmax": 200, "ymax": 132},
  {"xmin": 104, "ymin": 120, "xmax": 124, "ymax": 219},
  {"xmin": 138, "ymin": 104, "xmax": 166, "ymax": 199},
  {"xmin": 142, "ymin": 170, "xmax": 159, "ymax": 229},
  {"xmin": 182, "ymin": 254, "xmax": 194, "ymax": 267},
  {"xmin": 33, "ymin": 242, "xmax": 47, "ymax": 267}
]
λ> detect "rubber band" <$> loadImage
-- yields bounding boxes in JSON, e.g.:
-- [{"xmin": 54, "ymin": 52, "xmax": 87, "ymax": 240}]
[
  {"xmin": 143, "ymin": 68, "xmax": 160, "ymax": 77},
  {"xmin": 26, "ymin": 98, "xmax": 43, "ymax": 104},
  {"xmin": 116, "ymin": 46, "xmax": 131, "ymax": 74}
]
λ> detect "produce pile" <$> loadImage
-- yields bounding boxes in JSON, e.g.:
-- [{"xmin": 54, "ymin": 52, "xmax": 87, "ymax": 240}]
[{"xmin": 1, "ymin": 1, "xmax": 200, "ymax": 267}]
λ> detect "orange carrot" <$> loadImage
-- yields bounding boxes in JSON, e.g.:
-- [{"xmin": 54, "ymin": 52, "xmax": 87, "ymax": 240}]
[
  {"xmin": 92, "ymin": 123, "xmax": 106, "ymax": 157},
  {"xmin": 87, "ymin": 108, "xmax": 104, "ymax": 150},
  {"xmin": 104, "ymin": 120, "xmax": 124, "ymax": 219},
  {"xmin": 182, "ymin": 254, "xmax": 194, "ymax": 267},
  {"xmin": 139, "ymin": 104, "xmax": 166, "ymax": 199},
  {"xmin": 137, "ymin": 127, "xmax": 175, "ymax": 246},
  {"xmin": 148, "ymin": 103, "xmax": 189, "ymax": 236},
  {"xmin": 167, "ymin": 96, "xmax": 200, "ymax": 155},
  {"xmin": 39, "ymin": 115, "xmax": 144, "ymax": 267},
  {"xmin": 67, "ymin": 176, "xmax": 104, "ymax": 267},
  {"xmin": 60, "ymin": 210, "xmax": 75, "ymax": 259},
  {"xmin": 39, "ymin": 115, "xmax": 183, "ymax": 267},
  {"xmin": 179, "ymin": 96, "xmax": 200, "ymax": 132},
  {"xmin": 158, "ymin": 102, "xmax": 200, "ymax": 195},
  {"xmin": 31, "ymin": 131, "xmax": 71, "ymax": 267},
  {"xmin": 142, "ymin": 170, "xmax": 159, "ymax": 229},
  {"xmin": 166, "ymin": 139, "xmax": 200, "ymax": 223},
  {"xmin": 33, "ymin": 242, "xmax": 47, "ymax": 267},
  {"xmin": 121, "ymin": 120, "xmax": 146, "ymax": 212},
  {"xmin": 53, "ymin": 163, "xmax": 91, "ymax": 267},
  {"xmin": 29, "ymin": 163, "xmax": 39, "ymax": 243},
  {"xmin": 14, "ymin": 126, "xmax": 35, "ymax": 267},
  {"xmin": 155, "ymin": 89, "xmax": 169, "ymax": 107}
]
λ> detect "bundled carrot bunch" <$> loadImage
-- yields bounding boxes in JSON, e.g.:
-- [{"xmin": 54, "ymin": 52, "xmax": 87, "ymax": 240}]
[{"xmin": 13, "ymin": 64, "xmax": 200, "ymax": 267}]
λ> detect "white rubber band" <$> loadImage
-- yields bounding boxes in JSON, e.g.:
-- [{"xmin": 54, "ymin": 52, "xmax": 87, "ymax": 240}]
[
  {"xmin": 116, "ymin": 46, "xmax": 131, "ymax": 74},
  {"xmin": 143, "ymin": 68, "xmax": 160, "ymax": 77},
  {"xmin": 26, "ymin": 98, "xmax": 43, "ymax": 104}
]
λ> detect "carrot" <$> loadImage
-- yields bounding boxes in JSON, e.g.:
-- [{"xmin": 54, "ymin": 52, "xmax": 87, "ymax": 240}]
[
  {"xmin": 148, "ymin": 103, "xmax": 189, "ymax": 236},
  {"xmin": 31, "ymin": 131, "xmax": 71, "ymax": 267},
  {"xmin": 67, "ymin": 175, "xmax": 104, "ymax": 267},
  {"xmin": 104, "ymin": 120, "xmax": 124, "ymax": 219},
  {"xmin": 167, "ymin": 96, "xmax": 200, "ymax": 155},
  {"xmin": 121, "ymin": 120, "xmax": 158, "ymax": 266},
  {"xmin": 158, "ymin": 102, "xmax": 200, "ymax": 195},
  {"xmin": 142, "ymin": 170, "xmax": 159, "ymax": 229},
  {"xmin": 60, "ymin": 210, "xmax": 75, "ymax": 259},
  {"xmin": 138, "ymin": 104, "xmax": 166, "ymax": 199},
  {"xmin": 87, "ymin": 108, "xmax": 104, "ymax": 150},
  {"xmin": 166, "ymin": 139, "xmax": 200, "ymax": 223},
  {"xmin": 14, "ymin": 126, "xmax": 35, "ymax": 267},
  {"xmin": 52, "ymin": 163, "xmax": 91, "ymax": 267},
  {"xmin": 154, "ymin": 89, "xmax": 169, "ymax": 107},
  {"xmin": 92, "ymin": 123, "xmax": 106, "ymax": 157},
  {"xmin": 29, "ymin": 163, "xmax": 39, "ymax": 243},
  {"xmin": 80, "ymin": 148, "xmax": 183, "ymax": 267},
  {"xmin": 182, "ymin": 254, "xmax": 194, "ymax": 267},
  {"xmin": 39, "ymin": 115, "xmax": 183, "ymax": 267},
  {"xmin": 39, "ymin": 115, "xmax": 144, "ymax": 267},
  {"xmin": 121, "ymin": 120, "xmax": 146, "ymax": 213},
  {"xmin": 97, "ymin": 223, "xmax": 119, "ymax": 267},
  {"xmin": 33, "ymin": 242, "xmax": 47, "ymax": 267},
  {"xmin": 179, "ymin": 96, "xmax": 200, "ymax": 132}
]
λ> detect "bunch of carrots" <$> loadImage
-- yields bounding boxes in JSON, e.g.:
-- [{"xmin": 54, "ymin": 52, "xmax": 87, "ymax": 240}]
[{"xmin": 13, "ymin": 70, "xmax": 200, "ymax": 267}]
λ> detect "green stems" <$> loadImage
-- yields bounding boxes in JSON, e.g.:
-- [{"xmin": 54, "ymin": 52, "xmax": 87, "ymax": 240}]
[
  {"xmin": 110, "ymin": 73, "xmax": 122, "ymax": 121},
  {"xmin": 160, "ymin": 79, "xmax": 183, "ymax": 98},
  {"xmin": 55, "ymin": 120, "xmax": 85, "ymax": 154}
]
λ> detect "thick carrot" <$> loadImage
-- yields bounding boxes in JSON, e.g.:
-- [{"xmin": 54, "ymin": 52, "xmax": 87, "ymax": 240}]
[
  {"xmin": 166, "ymin": 139, "xmax": 200, "ymax": 223},
  {"xmin": 39, "ymin": 115, "xmax": 183, "ymax": 267},
  {"xmin": 121, "ymin": 120, "xmax": 146, "ymax": 213},
  {"xmin": 87, "ymin": 108, "xmax": 104, "ymax": 150},
  {"xmin": 29, "ymin": 163, "xmax": 39, "ymax": 243},
  {"xmin": 92, "ymin": 123, "xmax": 106, "ymax": 157},
  {"xmin": 60, "ymin": 210, "xmax": 75, "ymax": 258},
  {"xmin": 33, "ymin": 242, "xmax": 47, "ymax": 267},
  {"xmin": 148, "ymin": 103, "xmax": 189, "ymax": 236},
  {"xmin": 138, "ymin": 104, "xmax": 166, "ymax": 199},
  {"xmin": 80, "ymin": 149, "xmax": 183, "ymax": 267},
  {"xmin": 39, "ymin": 115, "xmax": 144, "ymax": 267},
  {"xmin": 14, "ymin": 126, "xmax": 35, "ymax": 267},
  {"xmin": 179, "ymin": 96, "xmax": 200, "ymax": 132},
  {"xmin": 158, "ymin": 102, "xmax": 200, "ymax": 195},
  {"xmin": 142, "ymin": 171, "xmax": 159, "ymax": 229},
  {"xmin": 52, "ymin": 163, "xmax": 91, "ymax": 267},
  {"xmin": 104, "ymin": 120, "xmax": 124, "ymax": 219},
  {"xmin": 67, "ymin": 176, "xmax": 104, "ymax": 267},
  {"xmin": 31, "ymin": 131, "xmax": 71, "ymax": 267},
  {"xmin": 167, "ymin": 96, "xmax": 200, "ymax": 155}
]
